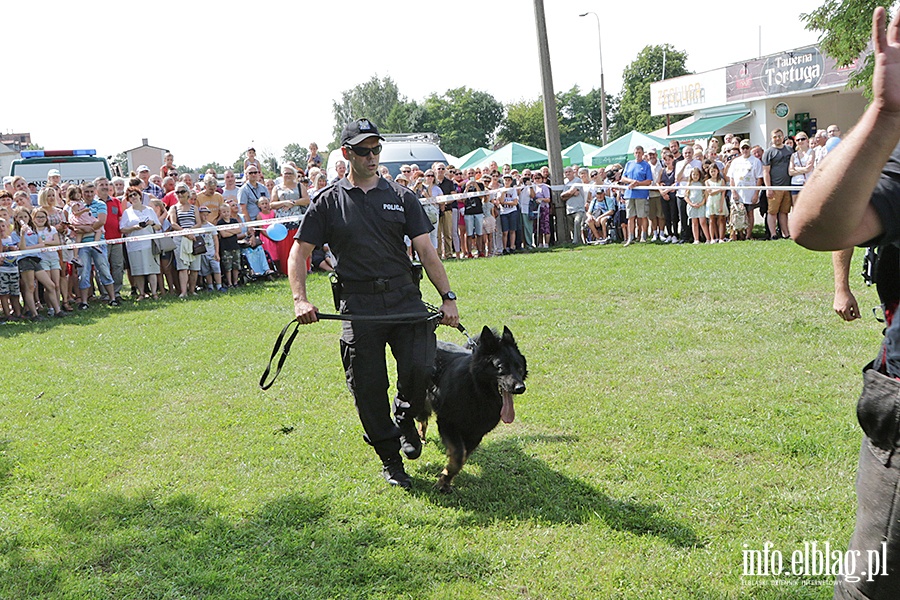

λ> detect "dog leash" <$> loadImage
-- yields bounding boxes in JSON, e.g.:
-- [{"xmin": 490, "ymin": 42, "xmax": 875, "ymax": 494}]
[{"xmin": 260, "ymin": 308, "xmax": 454, "ymax": 390}]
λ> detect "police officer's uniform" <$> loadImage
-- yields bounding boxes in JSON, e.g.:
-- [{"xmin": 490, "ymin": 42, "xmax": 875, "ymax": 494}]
[
  {"xmin": 835, "ymin": 142, "xmax": 900, "ymax": 599},
  {"xmin": 295, "ymin": 175, "xmax": 436, "ymax": 466}
]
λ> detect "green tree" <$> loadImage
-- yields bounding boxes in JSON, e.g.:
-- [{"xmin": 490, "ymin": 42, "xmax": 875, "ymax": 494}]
[
  {"xmin": 557, "ymin": 85, "xmax": 615, "ymax": 147},
  {"xmin": 197, "ymin": 162, "xmax": 228, "ymax": 175},
  {"xmin": 615, "ymin": 45, "xmax": 691, "ymax": 137},
  {"xmin": 497, "ymin": 98, "xmax": 546, "ymax": 148},
  {"xmin": 332, "ymin": 75, "xmax": 402, "ymax": 144},
  {"xmin": 282, "ymin": 143, "xmax": 308, "ymax": 166},
  {"xmin": 233, "ymin": 152, "xmax": 247, "ymax": 174},
  {"xmin": 384, "ymin": 99, "xmax": 428, "ymax": 134},
  {"xmin": 422, "ymin": 87, "xmax": 503, "ymax": 157},
  {"xmin": 802, "ymin": 0, "xmax": 881, "ymax": 98}
]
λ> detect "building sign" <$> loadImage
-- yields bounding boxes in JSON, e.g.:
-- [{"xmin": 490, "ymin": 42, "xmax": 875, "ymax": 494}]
[
  {"xmin": 650, "ymin": 69, "xmax": 726, "ymax": 116},
  {"xmin": 726, "ymin": 45, "xmax": 863, "ymax": 102}
]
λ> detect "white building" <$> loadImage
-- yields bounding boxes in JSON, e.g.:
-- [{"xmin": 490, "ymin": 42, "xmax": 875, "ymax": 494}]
[{"xmin": 650, "ymin": 44, "xmax": 868, "ymax": 148}]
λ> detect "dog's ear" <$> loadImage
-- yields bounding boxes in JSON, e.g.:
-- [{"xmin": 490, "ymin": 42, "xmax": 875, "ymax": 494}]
[
  {"xmin": 502, "ymin": 326, "xmax": 516, "ymax": 345},
  {"xmin": 479, "ymin": 326, "xmax": 498, "ymax": 351}
]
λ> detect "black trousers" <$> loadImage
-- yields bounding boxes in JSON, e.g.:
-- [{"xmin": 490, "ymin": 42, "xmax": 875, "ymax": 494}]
[
  {"xmin": 677, "ymin": 196, "xmax": 692, "ymax": 243},
  {"xmin": 338, "ymin": 284, "xmax": 436, "ymax": 460},
  {"xmin": 662, "ymin": 196, "xmax": 679, "ymax": 237},
  {"xmin": 834, "ymin": 368, "xmax": 900, "ymax": 599}
]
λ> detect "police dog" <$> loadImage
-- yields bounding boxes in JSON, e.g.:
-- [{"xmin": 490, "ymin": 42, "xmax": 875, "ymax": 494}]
[{"xmin": 418, "ymin": 326, "xmax": 528, "ymax": 493}]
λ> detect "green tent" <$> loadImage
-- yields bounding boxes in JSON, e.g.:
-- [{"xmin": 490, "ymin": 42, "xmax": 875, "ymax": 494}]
[
  {"xmin": 480, "ymin": 142, "xmax": 568, "ymax": 171},
  {"xmin": 562, "ymin": 141, "xmax": 602, "ymax": 167},
  {"xmin": 456, "ymin": 148, "xmax": 492, "ymax": 170},
  {"xmin": 583, "ymin": 131, "xmax": 668, "ymax": 168}
]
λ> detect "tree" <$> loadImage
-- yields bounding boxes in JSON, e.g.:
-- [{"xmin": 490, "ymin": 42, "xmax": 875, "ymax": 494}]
[
  {"xmin": 197, "ymin": 162, "xmax": 228, "ymax": 175},
  {"xmin": 616, "ymin": 45, "xmax": 691, "ymax": 137},
  {"xmin": 282, "ymin": 143, "xmax": 308, "ymax": 167},
  {"xmin": 331, "ymin": 75, "xmax": 402, "ymax": 144},
  {"xmin": 384, "ymin": 99, "xmax": 428, "ymax": 134},
  {"xmin": 497, "ymin": 98, "xmax": 546, "ymax": 148},
  {"xmin": 422, "ymin": 87, "xmax": 503, "ymax": 157},
  {"xmin": 802, "ymin": 0, "xmax": 880, "ymax": 98}
]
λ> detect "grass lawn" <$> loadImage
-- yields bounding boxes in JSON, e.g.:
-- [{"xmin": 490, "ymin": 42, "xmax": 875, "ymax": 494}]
[{"xmin": 0, "ymin": 240, "xmax": 881, "ymax": 599}]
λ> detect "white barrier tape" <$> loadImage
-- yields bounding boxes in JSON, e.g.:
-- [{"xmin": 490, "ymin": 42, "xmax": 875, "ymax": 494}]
[{"xmin": 0, "ymin": 215, "xmax": 300, "ymax": 259}]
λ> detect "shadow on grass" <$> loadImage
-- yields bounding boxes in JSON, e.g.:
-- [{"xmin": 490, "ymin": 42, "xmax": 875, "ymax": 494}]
[
  {"xmin": 0, "ymin": 491, "xmax": 492, "ymax": 599},
  {"xmin": 414, "ymin": 435, "xmax": 704, "ymax": 549},
  {"xmin": 0, "ymin": 440, "xmax": 12, "ymax": 491}
]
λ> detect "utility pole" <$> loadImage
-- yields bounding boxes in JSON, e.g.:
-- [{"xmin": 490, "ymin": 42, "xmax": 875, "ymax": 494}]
[{"xmin": 533, "ymin": 0, "xmax": 568, "ymax": 245}]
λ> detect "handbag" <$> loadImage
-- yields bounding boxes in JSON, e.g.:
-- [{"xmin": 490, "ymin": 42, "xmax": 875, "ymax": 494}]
[{"xmin": 192, "ymin": 236, "xmax": 207, "ymax": 256}]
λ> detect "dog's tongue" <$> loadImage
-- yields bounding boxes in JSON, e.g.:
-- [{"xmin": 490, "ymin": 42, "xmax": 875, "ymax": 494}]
[{"xmin": 501, "ymin": 389, "xmax": 516, "ymax": 424}]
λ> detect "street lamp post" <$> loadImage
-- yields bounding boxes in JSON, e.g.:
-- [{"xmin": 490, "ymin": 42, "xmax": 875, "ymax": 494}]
[{"xmin": 579, "ymin": 11, "xmax": 608, "ymax": 146}]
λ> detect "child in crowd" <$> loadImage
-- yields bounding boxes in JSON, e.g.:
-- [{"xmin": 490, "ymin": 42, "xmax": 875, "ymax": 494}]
[
  {"xmin": 64, "ymin": 186, "xmax": 96, "ymax": 243},
  {"xmin": 14, "ymin": 208, "xmax": 64, "ymax": 319},
  {"xmin": 728, "ymin": 191, "xmax": 749, "ymax": 241},
  {"xmin": 704, "ymin": 163, "xmax": 728, "ymax": 243},
  {"xmin": 32, "ymin": 207, "xmax": 64, "ymax": 311},
  {"xmin": 255, "ymin": 196, "xmax": 279, "ymax": 268},
  {"xmin": 0, "ymin": 218, "xmax": 23, "ymax": 320},
  {"xmin": 216, "ymin": 203, "xmax": 242, "ymax": 288},
  {"xmin": 686, "ymin": 168, "xmax": 711, "ymax": 244},
  {"xmin": 149, "ymin": 199, "xmax": 177, "ymax": 295},
  {"xmin": 197, "ymin": 207, "xmax": 223, "ymax": 292}
]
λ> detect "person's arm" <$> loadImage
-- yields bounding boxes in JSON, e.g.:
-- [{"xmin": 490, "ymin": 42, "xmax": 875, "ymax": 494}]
[
  {"xmin": 833, "ymin": 248, "xmax": 860, "ymax": 321},
  {"xmin": 288, "ymin": 240, "xmax": 318, "ymax": 323},
  {"xmin": 411, "ymin": 232, "xmax": 459, "ymax": 327},
  {"xmin": 762, "ymin": 163, "xmax": 772, "ymax": 189},
  {"xmin": 794, "ymin": 7, "xmax": 900, "ymax": 250}
]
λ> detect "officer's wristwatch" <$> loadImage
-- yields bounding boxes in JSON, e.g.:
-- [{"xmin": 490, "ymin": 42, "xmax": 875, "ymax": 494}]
[{"xmin": 441, "ymin": 290, "xmax": 457, "ymax": 302}]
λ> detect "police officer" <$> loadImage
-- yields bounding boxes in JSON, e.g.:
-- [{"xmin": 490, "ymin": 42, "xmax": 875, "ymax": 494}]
[
  {"xmin": 794, "ymin": 8, "xmax": 900, "ymax": 598},
  {"xmin": 287, "ymin": 118, "xmax": 459, "ymax": 489}
]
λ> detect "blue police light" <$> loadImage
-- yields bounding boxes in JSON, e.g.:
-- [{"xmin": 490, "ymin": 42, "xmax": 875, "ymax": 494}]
[{"xmin": 20, "ymin": 149, "xmax": 97, "ymax": 159}]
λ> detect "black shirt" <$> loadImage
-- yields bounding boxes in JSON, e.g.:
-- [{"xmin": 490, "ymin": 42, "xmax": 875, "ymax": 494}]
[
  {"xmin": 296, "ymin": 176, "xmax": 433, "ymax": 281},
  {"xmin": 870, "ymin": 141, "xmax": 900, "ymax": 245},
  {"xmin": 464, "ymin": 182, "xmax": 484, "ymax": 215}
]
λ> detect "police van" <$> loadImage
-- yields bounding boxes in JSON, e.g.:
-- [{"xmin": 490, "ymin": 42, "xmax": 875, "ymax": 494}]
[
  {"xmin": 325, "ymin": 133, "xmax": 450, "ymax": 181},
  {"xmin": 9, "ymin": 149, "xmax": 113, "ymax": 187}
]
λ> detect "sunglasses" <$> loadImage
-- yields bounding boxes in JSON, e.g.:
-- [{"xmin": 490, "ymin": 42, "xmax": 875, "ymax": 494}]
[
  {"xmin": 176, "ymin": 190, "xmax": 189, "ymax": 195},
  {"xmin": 246, "ymin": 171, "xmax": 259, "ymax": 175},
  {"xmin": 346, "ymin": 144, "xmax": 383, "ymax": 157},
  {"xmin": 796, "ymin": 136, "xmax": 808, "ymax": 141},
  {"xmin": 127, "ymin": 192, "xmax": 141, "ymax": 198}
]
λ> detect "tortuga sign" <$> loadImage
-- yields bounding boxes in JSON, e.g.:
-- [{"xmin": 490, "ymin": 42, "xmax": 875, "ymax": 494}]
[{"xmin": 726, "ymin": 45, "xmax": 863, "ymax": 102}]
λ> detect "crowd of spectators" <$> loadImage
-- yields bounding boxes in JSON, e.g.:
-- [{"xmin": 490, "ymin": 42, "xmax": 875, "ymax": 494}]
[{"xmin": 0, "ymin": 129, "xmax": 842, "ymax": 324}]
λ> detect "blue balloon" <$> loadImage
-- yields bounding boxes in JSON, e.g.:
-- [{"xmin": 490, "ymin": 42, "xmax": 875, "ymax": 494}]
[
  {"xmin": 265, "ymin": 223, "xmax": 288, "ymax": 242},
  {"xmin": 825, "ymin": 137, "xmax": 841, "ymax": 152}
]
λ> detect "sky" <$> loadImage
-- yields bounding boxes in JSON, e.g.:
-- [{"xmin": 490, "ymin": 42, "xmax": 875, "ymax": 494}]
[{"xmin": 5, "ymin": 0, "xmax": 828, "ymax": 168}]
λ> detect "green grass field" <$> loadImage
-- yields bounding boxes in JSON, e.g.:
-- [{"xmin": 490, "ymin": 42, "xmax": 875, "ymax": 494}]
[{"xmin": 0, "ymin": 241, "xmax": 881, "ymax": 599}]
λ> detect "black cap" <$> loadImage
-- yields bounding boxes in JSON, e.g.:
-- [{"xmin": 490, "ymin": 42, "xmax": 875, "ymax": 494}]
[{"xmin": 340, "ymin": 118, "xmax": 385, "ymax": 146}]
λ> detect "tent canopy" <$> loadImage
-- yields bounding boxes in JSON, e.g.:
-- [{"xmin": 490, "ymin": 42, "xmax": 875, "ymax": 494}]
[
  {"xmin": 583, "ymin": 131, "xmax": 668, "ymax": 168},
  {"xmin": 666, "ymin": 111, "xmax": 751, "ymax": 142},
  {"xmin": 562, "ymin": 141, "xmax": 602, "ymax": 166},
  {"xmin": 478, "ymin": 142, "xmax": 559, "ymax": 171},
  {"xmin": 456, "ymin": 147, "xmax": 491, "ymax": 170}
]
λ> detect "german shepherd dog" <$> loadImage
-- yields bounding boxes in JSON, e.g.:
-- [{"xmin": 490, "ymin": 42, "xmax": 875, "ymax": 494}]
[{"xmin": 417, "ymin": 326, "xmax": 528, "ymax": 493}]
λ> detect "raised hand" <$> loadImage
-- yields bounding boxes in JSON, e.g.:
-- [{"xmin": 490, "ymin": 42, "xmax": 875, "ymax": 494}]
[{"xmin": 873, "ymin": 6, "xmax": 900, "ymax": 114}]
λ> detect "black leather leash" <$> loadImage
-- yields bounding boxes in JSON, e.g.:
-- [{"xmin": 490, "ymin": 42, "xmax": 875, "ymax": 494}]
[{"xmin": 260, "ymin": 309, "xmax": 448, "ymax": 390}]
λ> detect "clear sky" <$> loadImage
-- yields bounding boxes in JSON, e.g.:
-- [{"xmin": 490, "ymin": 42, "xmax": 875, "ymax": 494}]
[{"xmin": 5, "ymin": 0, "xmax": 827, "ymax": 168}]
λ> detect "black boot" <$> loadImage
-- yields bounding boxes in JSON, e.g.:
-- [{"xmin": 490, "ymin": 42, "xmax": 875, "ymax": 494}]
[
  {"xmin": 394, "ymin": 399, "xmax": 422, "ymax": 460},
  {"xmin": 381, "ymin": 457, "xmax": 411, "ymax": 489}
]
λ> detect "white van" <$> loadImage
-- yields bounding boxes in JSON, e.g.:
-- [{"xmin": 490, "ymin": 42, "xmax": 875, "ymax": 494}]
[
  {"xmin": 9, "ymin": 149, "xmax": 113, "ymax": 187},
  {"xmin": 325, "ymin": 133, "xmax": 449, "ymax": 181}
]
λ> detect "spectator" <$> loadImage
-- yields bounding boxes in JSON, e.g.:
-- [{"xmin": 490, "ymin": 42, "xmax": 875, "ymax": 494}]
[
  {"xmin": 532, "ymin": 172, "xmax": 551, "ymax": 248},
  {"xmin": 120, "ymin": 186, "xmax": 161, "ymax": 301},
  {"xmin": 659, "ymin": 151, "xmax": 679, "ymax": 243},
  {"xmin": 217, "ymin": 203, "xmax": 242, "ymax": 289},
  {"xmin": 32, "ymin": 207, "xmax": 64, "ymax": 311},
  {"xmin": 111, "ymin": 177, "xmax": 127, "ymax": 200},
  {"xmin": 0, "ymin": 217, "xmax": 23, "ymax": 320},
  {"xmin": 762, "ymin": 128, "xmax": 793, "ymax": 240},
  {"xmin": 243, "ymin": 147, "xmax": 262, "ymax": 174},
  {"xmin": 621, "ymin": 148, "xmax": 653, "ymax": 245},
  {"xmin": 463, "ymin": 179, "xmax": 485, "ymax": 257},
  {"xmin": 433, "ymin": 162, "xmax": 456, "ymax": 259},
  {"xmin": 307, "ymin": 142, "xmax": 323, "ymax": 169},
  {"xmin": 331, "ymin": 159, "xmax": 347, "ymax": 183},
  {"xmin": 197, "ymin": 206, "xmax": 223, "ymax": 292},
  {"xmin": 498, "ymin": 174, "xmax": 519, "ymax": 254},
  {"xmin": 559, "ymin": 166, "xmax": 585, "ymax": 244},
  {"xmin": 168, "ymin": 182, "xmax": 202, "ymax": 298},
  {"xmin": 788, "ymin": 133, "xmax": 815, "ymax": 202},
  {"xmin": 727, "ymin": 140, "xmax": 763, "ymax": 240},
  {"xmin": 646, "ymin": 148, "xmax": 665, "ymax": 241},
  {"xmin": 238, "ymin": 164, "xmax": 268, "ymax": 222},
  {"xmin": 517, "ymin": 172, "xmax": 536, "ymax": 250},
  {"xmin": 137, "ymin": 165, "xmax": 164, "ymax": 199},
  {"xmin": 149, "ymin": 199, "xmax": 177, "ymax": 295},
  {"xmin": 47, "ymin": 169, "xmax": 61, "ymax": 189},
  {"xmin": 160, "ymin": 152, "xmax": 176, "ymax": 178},
  {"xmin": 221, "ymin": 169, "xmax": 239, "ymax": 204},
  {"xmin": 685, "ymin": 167, "xmax": 711, "ymax": 244},
  {"xmin": 270, "ymin": 164, "xmax": 310, "ymax": 275},
  {"xmin": 196, "ymin": 174, "xmax": 224, "ymax": 224},
  {"xmin": 96, "ymin": 177, "xmax": 125, "ymax": 302},
  {"xmin": 585, "ymin": 169, "xmax": 611, "ymax": 243},
  {"xmin": 14, "ymin": 208, "xmax": 64, "ymax": 320},
  {"xmin": 705, "ymin": 163, "xmax": 727, "ymax": 243}
]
